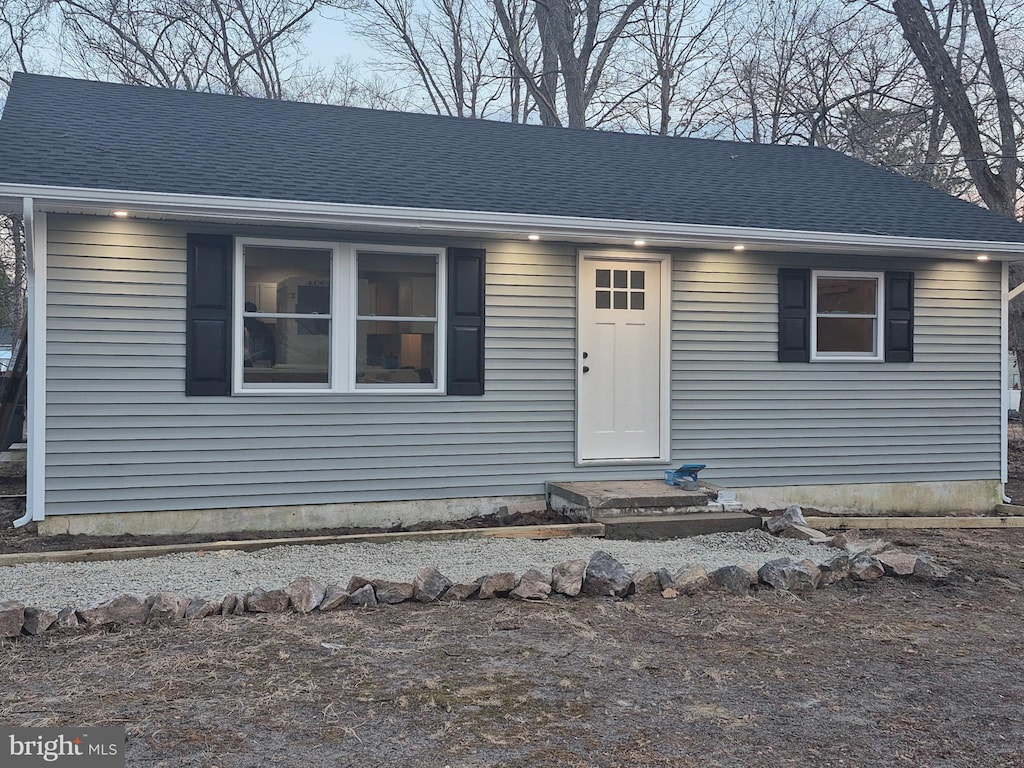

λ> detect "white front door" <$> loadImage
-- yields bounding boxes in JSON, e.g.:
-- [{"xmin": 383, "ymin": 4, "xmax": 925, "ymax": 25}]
[{"xmin": 578, "ymin": 255, "xmax": 665, "ymax": 461}]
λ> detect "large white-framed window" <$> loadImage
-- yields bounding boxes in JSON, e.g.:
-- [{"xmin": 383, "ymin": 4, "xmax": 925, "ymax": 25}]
[
  {"xmin": 810, "ymin": 270, "xmax": 884, "ymax": 361},
  {"xmin": 233, "ymin": 238, "xmax": 445, "ymax": 394}
]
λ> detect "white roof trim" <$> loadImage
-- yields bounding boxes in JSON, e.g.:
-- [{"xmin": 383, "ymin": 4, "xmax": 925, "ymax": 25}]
[{"xmin": 2, "ymin": 182, "xmax": 1024, "ymax": 258}]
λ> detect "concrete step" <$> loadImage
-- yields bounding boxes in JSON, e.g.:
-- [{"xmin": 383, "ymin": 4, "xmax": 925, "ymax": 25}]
[
  {"xmin": 596, "ymin": 512, "xmax": 762, "ymax": 540},
  {"xmin": 548, "ymin": 480, "xmax": 713, "ymax": 516}
]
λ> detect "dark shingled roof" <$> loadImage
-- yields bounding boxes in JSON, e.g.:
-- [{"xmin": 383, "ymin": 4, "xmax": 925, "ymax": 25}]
[{"xmin": 2, "ymin": 72, "xmax": 1023, "ymax": 243}]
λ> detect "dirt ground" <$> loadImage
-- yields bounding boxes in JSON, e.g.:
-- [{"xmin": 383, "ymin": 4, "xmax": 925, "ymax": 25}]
[
  {"xmin": 2, "ymin": 528, "xmax": 1023, "ymax": 767},
  {"xmin": 0, "ymin": 498, "xmax": 569, "ymax": 555}
]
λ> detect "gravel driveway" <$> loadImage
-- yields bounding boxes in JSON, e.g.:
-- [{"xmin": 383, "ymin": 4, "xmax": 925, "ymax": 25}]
[{"xmin": 0, "ymin": 530, "xmax": 827, "ymax": 609}]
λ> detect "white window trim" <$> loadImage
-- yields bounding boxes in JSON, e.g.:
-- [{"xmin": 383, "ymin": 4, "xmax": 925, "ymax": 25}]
[
  {"xmin": 352, "ymin": 243, "xmax": 446, "ymax": 394},
  {"xmin": 233, "ymin": 237, "xmax": 446, "ymax": 395},
  {"xmin": 810, "ymin": 270, "xmax": 885, "ymax": 362}
]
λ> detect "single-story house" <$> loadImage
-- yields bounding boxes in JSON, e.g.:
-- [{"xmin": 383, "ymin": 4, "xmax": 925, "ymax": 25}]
[{"xmin": 2, "ymin": 73, "xmax": 1024, "ymax": 536}]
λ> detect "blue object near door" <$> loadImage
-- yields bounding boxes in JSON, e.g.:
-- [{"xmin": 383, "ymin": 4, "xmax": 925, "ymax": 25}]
[{"xmin": 664, "ymin": 463, "xmax": 707, "ymax": 490}]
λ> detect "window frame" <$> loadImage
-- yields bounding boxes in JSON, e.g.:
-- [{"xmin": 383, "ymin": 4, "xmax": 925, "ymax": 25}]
[
  {"xmin": 809, "ymin": 270, "xmax": 885, "ymax": 363},
  {"xmin": 233, "ymin": 238, "xmax": 447, "ymax": 395}
]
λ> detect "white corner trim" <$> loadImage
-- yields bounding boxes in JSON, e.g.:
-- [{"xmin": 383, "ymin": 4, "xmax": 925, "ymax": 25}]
[
  {"xmin": 21, "ymin": 201, "xmax": 46, "ymax": 524},
  {"xmin": 3, "ymin": 182, "xmax": 1024, "ymax": 258}
]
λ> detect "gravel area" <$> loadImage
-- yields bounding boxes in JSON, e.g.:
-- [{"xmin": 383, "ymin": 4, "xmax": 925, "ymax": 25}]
[{"xmin": 0, "ymin": 530, "xmax": 829, "ymax": 610}]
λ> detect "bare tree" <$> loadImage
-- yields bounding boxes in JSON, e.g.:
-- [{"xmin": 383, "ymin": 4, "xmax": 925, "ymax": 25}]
[
  {"xmin": 0, "ymin": 0, "xmax": 50, "ymax": 89},
  {"xmin": 887, "ymin": 0, "xmax": 1019, "ymax": 216},
  {"xmin": 601, "ymin": 0, "xmax": 732, "ymax": 135},
  {"xmin": 347, "ymin": 0, "xmax": 504, "ymax": 117},
  {"xmin": 57, "ymin": 0, "xmax": 326, "ymax": 99},
  {"xmin": 494, "ymin": 0, "xmax": 646, "ymax": 127}
]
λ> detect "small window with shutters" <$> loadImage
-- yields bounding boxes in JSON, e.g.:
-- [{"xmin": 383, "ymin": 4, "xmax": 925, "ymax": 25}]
[{"xmin": 777, "ymin": 268, "xmax": 914, "ymax": 364}]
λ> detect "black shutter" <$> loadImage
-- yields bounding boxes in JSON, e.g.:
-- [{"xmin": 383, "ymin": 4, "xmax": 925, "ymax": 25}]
[
  {"xmin": 884, "ymin": 271, "xmax": 914, "ymax": 363},
  {"xmin": 186, "ymin": 234, "xmax": 233, "ymax": 396},
  {"xmin": 447, "ymin": 247, "xmax": 486, "ymax": 395},
  {"xmin": 778, "ymin": 268, "xmax": 811, "ymax": 362}
]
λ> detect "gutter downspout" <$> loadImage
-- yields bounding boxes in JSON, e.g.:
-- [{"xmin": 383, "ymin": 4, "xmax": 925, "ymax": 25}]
[
  {"xmin": 1002, "ymin": 260, "xmax": 1012, "ymax": 504},
  {"xmin": 14, "ymin": 197, "xmax": 44, "ymax": 527}
]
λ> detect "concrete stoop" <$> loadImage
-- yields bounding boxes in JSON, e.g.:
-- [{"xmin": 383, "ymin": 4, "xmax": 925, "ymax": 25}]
[{"xmin": 547, "ymin": 480, "xmax": 760, "ymax": 540}]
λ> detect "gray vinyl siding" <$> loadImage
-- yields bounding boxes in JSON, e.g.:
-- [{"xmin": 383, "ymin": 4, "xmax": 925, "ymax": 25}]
[
  {"xmin": 671, "ymin": 252, "xmax": 1002, "ymax": 486},
  {"xmin": 44, "ymin": 215, "xmax": 1002, "ymax": 515}
]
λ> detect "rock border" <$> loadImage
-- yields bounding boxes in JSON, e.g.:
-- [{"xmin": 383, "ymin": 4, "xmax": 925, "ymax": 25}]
[{"xmin": 0, "ymin": 507, "xmax": 951, "ymax": 639}]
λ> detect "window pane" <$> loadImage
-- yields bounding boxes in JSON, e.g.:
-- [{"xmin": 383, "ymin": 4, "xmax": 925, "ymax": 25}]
[
  {"xmin": 613, "ymin": 291, "xmax": 628, "ymax": 309},
  {"xmin": 357, "ymin": 320, "xmax": 437, "ymax": 385},
  {"xmin": 613, "ymin": 270, "xmax": 628, "ymax": 289},
  {"xmin": 596, "ymin": 269, "xmax": 611, "ymax": 288},
  {"xmin": 244, "ymin": 318, "xmax": 329, "ymax": 385},
  {"xmin": 596, "ymin": 290, "xmax": 611, "ymax": 309},
  {"xmin": 244, "ymin": 246, "xmax": 331, "ymax": 315},
  {"xmin": 631, "ymin": 291, "xmax": 645, "ymax": 310},
  {"xmin": 817, "ymin": 278, "xmax": 876, "ymax": 315},
  {"xmin": 817, "ymin": 317, "xmax": 875, "ymax": 354},
  {"xmin": 358, "ymin": 252, "xmax": 437, "ymax": 318}
]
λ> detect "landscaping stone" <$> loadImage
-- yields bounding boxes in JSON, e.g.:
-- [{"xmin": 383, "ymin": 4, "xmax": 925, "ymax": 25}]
[
  {"xmin": 582, "ymin": 551, "xmax": 634, "ymax": 598},
  {"xmin": 231, "ymin": 595, "xmax": 246, "ymax": 616},
  {"xmin": 765, "ymin": 505, "xmax": 808, "ymax": 534},
  {"xmin": 550, "ymin": 560, "xmax": 587, "ymax": 597},
  {"xmin": 673, "ymin": 565, "xmax": 710, "ymax": 595},
  {"xmin": 55, "ymin": 606, "xmax": 80, "ymax": 630},
  {"xmin": 22, "ymin": 607, "xmax": 58, "ymax": 636},
  {"xmin": 245, "ymin": 588, "xmax": 290, "ymax": 613},
  {"xmin": 878, "ymin": 551, "xmax": 919, "ymax": 577},
  {"xmin": 511, "ymin": 569, "xmax": 552, "ymax": 601},
  {"xmin": 347, "ymin": 584, "xmax": 378, "ymax": 608},
  {"xmin": 849, "ymin": 553, "xmax": 885, "ymax": 581},
  {"xmin": 219, "ymin": 594, "xmax": 237, "ymax": 616},
  {"xmin": 478, "ymin": 572, "xmax": 517, "ymax": 599},
  {"xmin": 709, "ymin": 565, "xmax": 757, "ymax": 596},
  {"xmin": 347, "ymin": 576, "xmax": 372, "ymax": 594},
  {"xmin": 184, "ymin": 599, "xmax": 220, "ymax": 621},
  {"xmin": 319, "ymin": 586, "xmax": 350, "ymax": 611},
  {"xmin": 819, "ymin": 553, "xmax": 850, "ymax": 586},
  {"xmin": 632, "ymin": 569, "xmax": 660, "ymax": 594},
  {"xmin": 655, "ymin": 568, "xmax": 675, "ymax": 590},
  {"xmin": 829, "ymin": 530, "xmax": 861, "ymax": 549},
  {"xmin": 1, "ymin": 600, "xmax": 25, "ymax": 637},
  {"xmin": 779, "ymin": 524, "xmax": 831, "ymax": 544},
  {"xmin": 78, "ymin": 594, "xmax": 148, "ymax": 627},
  {"xmin": 373, "ymin": 580, "xmax": 415, "ymax": 605},
  {"xmin": 147, "ymin": 592, "xmax": 190, "ymax": 622},
  {"xmin": 913, "ymin": 556, "xmax": 951, "ymax": 582},
  {"xmin": 661, "ymin": 587, "xmax": 679, "ymax": 599},
  {"xmin": 758, "ymin": 558, "xmax": 820, "ymax": 592},
  {"xmin": 442, "ymin": 583, "xmax": 480, "ymax": 601},
  {"xmin": 285, "ymin": 577, "xmax": 327, "ymax": 613},
  {"xmin": 413, "ymin": 566, "xmax": 452, "ymax": 603},
  {"xmin": 846, "ymin": 539, "xmax": 891, "ymax": 557}
]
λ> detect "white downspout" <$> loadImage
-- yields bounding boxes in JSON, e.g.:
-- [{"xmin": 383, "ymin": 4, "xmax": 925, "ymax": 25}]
[
  {"xmin": 14, "ymin": 198, "xmax": 45, "ymax": 527},
  {"xmin": 1001, "ymin": 260, "xmax": 1011, "ymax": 504}
]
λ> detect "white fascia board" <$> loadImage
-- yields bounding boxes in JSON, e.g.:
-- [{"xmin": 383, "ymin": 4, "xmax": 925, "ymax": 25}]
[{"xmin": 3, "ymin": 181, "xmax": 1024, "ymax": 258}]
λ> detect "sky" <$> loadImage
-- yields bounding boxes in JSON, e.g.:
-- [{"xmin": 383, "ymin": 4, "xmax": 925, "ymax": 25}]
[{"xmin": 306, "ymin": 10, "xmax": 374, "ymax": 67}]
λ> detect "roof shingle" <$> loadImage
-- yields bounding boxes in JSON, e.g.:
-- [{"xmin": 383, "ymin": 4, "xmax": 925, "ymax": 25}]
[{"xmin": 2, "ymin": 72, "xmax": 1023, "ymax": 244}]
